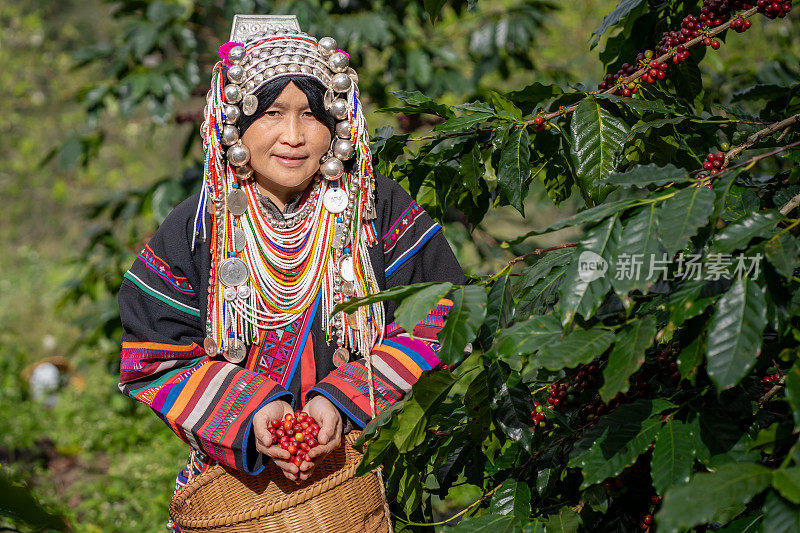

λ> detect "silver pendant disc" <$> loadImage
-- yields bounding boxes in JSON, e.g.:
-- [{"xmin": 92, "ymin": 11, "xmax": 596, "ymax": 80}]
[
  {"xmin": 342, "ymin": 280, "xmax": 355, "ymax": 297},
  {"xmin": 233, "ymin": 226, "xmax": 247, "ymax": 252},
  {"xmin": 203, "ymin": 336, "xmax": 218, "ymax": 357},
  {"xmin": 339, "ymin": 254, "xmax": 355, "ymax": 282},
  {"xmin": 228, "ymin": 189, "xmax": 248, "ymax": 216},
  {"xmin": 332, "ymin": 347, "xmax": 350, "ymax": 367},
  {"xmin": 242, "ymin": 94, "xmax": 258, "ymax": 116},
  {"xmin": 237, "ymin": 285, "xmax": 251, "ymax": 299},
  {"xmin": 323, "ymin": 188, "xmax": 348, "ymax": 214},
  {"xmin": 223, "ymin": 286, "xmax": 237, "ymax": 301},
  {"xmin": 224, "ymin": 340, "xmax": 247, "ymax": 364},
  {"xmin": 219, "ymin": 257, "xmax": 249, "ymax": 287}
]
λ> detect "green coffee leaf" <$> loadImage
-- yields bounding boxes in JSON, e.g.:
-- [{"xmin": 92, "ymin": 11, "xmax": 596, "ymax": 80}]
[
  {"xmin": 706, "ymin": 278, "xmax": 767, "ymax": 391},
  {"xmin": 600, "ymin": 316, "xmax": 656, "ymax": 402}
]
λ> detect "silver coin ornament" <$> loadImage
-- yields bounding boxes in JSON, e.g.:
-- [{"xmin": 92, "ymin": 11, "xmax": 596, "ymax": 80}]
[
  {"xmin": 332, "ymin": 347, "xmax": 350, "ymax": 367},
  {"xmin": 227, "ymin": 189, "xmax": 248, "ymax": 216},
  {"xmin": 320, "ymin": 157, "xmax": 344, "ymax": 180},
  {"xmin": 228, "ymin": 46, "xmax": 246, "ymax": 64},
  {"xmin": 221, "ymin": 125, "xmax": 240, "ymax": 145},
  {"xmin": 224, "ymin": 84, "xmax": 242, "ymax": 104},
  {"xmin": 323, "ymin": 187, "xmax": 348, "ymax": 213},
  {"xmin": 331, "ymin": 73, "xmax": 352, "ymax": 93},
  {"xmin": 224, "ymin": 286, "xmax": 238, "ymax": 301},
  {"xmin": 227, "ymin": 144, "xmax": 250, "ymax": 167},
  {"xmin": 224, "ymin": 340, "xmax": 247, "ymax": 364},
  {"xmin": 219, "ymin": 257, "xmax": 249, "ymax": 287},
  {"xmin": 237, "ymin": 285, "xmax": 251, "ymax": 299},
  {"xmin": 227, "ymin": 64, "xmax": 245, "ymax": 84},
  {"xmin": 234, "ymin": 164, "xmax": 253, "ymax": 181},
  {"xmin": 242, "ymin": 94, "xmax": 258, "ymax": 116},
  {"xmin": 333, "ymin": 138, "xmax": 355, "ymax": 160},
  {"xmin": 233, "ymin": 226, "xmax": 247, "ymax": 252},
  {"xmin": 335, "ymin": 121, "xmax": 352, "ymax": 139},
  {"xmin": 203, "ymin": 336, "xmax": 218, "ymax": 357},
  {"xmin": 330, "ymin": 98, "xmax": 349, "ymax": 120},
  {"xmin": 223, "ymin": 104, "xmax": 240, "ymax": 124},
  {"xmin": 318, "ymin": 37, "xmax": 337, "ymax": 57},
  {"xmin": 329, "ymin": 51, "xmax": 349, "ymax": 72},
  {"xmin": 339, "ymin": 254, "xmax": 356, "ymax": 282},
  {"xmin": 342, "ymin": 280, "xmax": 355, "ymax": 297}
]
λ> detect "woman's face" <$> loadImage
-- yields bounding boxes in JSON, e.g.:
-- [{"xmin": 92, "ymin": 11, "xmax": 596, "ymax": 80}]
[{"xmin": 241, "ymin": 82, "xmax": 331, "ymax": 204}]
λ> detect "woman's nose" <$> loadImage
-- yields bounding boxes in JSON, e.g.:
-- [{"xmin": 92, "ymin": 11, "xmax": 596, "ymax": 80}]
[{"xmin": 280, "ymin": 115, "xmax": 304, "ymax": 146}]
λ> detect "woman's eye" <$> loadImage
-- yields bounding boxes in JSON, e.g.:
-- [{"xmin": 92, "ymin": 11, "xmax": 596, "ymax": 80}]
[{"xmin": 265, "ymin": 110, "xmax": 280, "ymax": 117}]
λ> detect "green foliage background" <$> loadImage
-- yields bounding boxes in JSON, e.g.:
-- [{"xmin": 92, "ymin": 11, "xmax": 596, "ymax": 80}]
[{"xmin": 1, "ymin": 0, "xmax": 799, "ymax": 531}]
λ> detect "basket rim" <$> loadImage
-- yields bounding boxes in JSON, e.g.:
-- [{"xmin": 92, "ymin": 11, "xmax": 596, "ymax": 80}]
[{"xmin": 169, "ymin": 431, "xmax": 375, "ymax": 528}]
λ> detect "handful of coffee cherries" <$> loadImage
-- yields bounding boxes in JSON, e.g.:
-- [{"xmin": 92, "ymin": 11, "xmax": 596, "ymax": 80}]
[{"xmin": 267, "ymin": 411, "xmax": 321, "ymax": 467}]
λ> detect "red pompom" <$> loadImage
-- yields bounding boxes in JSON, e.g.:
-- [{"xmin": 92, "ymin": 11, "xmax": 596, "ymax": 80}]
[{"xmin": 218, "ymin": 41, "xmax": 244, "ymax": 67}]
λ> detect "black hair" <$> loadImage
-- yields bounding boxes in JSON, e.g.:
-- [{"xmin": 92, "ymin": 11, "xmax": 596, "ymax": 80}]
[{"xmin": 236, "ymin": 75, "xmax": 335, "ymax": 137}]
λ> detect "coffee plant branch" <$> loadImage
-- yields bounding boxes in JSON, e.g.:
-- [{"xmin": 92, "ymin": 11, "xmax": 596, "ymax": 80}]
[{"xmin": 724, "ymin": 112, "xmax": 800, "ymax": 164}]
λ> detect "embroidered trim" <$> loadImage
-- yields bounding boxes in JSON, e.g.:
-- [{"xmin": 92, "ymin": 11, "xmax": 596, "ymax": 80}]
[
  {"xmin": 123, "ymin": 271, "xmax": 201, "ymax": 317},
  {"xmin": 250, "ymin": 294, "xmax": 318, "ymax": 386},
  {"xmin": 383, "ymin": 201, "xmax": 424, "ymax": 253},
  {"xmin": 137, "ymin": 245, "xmax": 195, "ymax": 294},
  {"xmin": 385, "ymin": 224, "xmax": 442, "ymax": 277}
]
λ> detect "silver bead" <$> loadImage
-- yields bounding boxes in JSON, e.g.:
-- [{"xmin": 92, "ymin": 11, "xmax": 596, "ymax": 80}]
[
  {"xmin": 221, "ymin": 125, "xmax": 240, "ymax": 145},
  {"xmin": 245, "ymin": 80, "xmax": 256, "ymax": 91},
  {"xmin": 280, "ymin": 55, "xmax": 291, "ymax": 63},
  {"xmin": 291, "ymin": 54, "xmax": 302, "ymax": 63},
  {"xmin": 329, "ymin": 52, "xmax": 349, "ymax": 73},
  {"xmin": 265, "ymin": 68, "xmax": 276, "ymax": 78},
  {"xmin": 320, "ymin": 157, "xmax": 344, "ymax": 179},
  {"xmin": 278, "ymin": 220, "xmax": 286, "ymax": 229},
  {"xmin": 254, "ymin": 73, "xmax": 264, "ymax": 84},
  {"xmin": 235, "ymin": 165, "xmax": 253, "ymax": 180},
  {"xmin": 347, "ymin": 68, "xmax": 359, "ymax": 85},
  {"xmin": 226, "ymin": 143, "xmax": 250, "ymax": 166},
  {"xmin": 275, "ymin": 64, "xmax": 288, "ymax": 74},
  {"xmin": 318, "ymin": 37, "xmax": 337, "ymax": 57},
  {"xmin": 330, "ymin": 98, "xmax": 349, "ymax": 120},
  {"xmin": 300, "ymin": 65, "xmax": 312, "ymax": 74},
  {"xmin": 335, "ymin": 121, "xmax": 352, "ymax": 139},
  {"xmin": 224, "ymin": 84, "xmax": 242, "ymax": 104},
  {"xmin": 227, "ymin": 65, "xmax": 245, "ymax": 84},
  {"xmin": 229, "ymin": 46, "xmax": 246, "ymax": 64},
  {"xmin": 267, "ymin": 56, "xmax": 278, "ymax": 66},
  {"xmin": 223, "ymin": 105, "xmax": 240, "ymax": 124},
  {"xmin": 333, "ymin": 138, "xmax": 355, "ymax": 160},
  {"xmin": 288, "ymin": 64, "xmax": 300, "ymax": 73},
  {"xmin": 331, "ymin": 73, "xmax": 352, "ymax": 93}
]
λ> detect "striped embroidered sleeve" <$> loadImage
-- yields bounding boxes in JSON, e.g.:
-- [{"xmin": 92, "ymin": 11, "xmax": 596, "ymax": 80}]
[{"xmin": 118, "ymin": 197, "xmax": 291, "ymax": 475}]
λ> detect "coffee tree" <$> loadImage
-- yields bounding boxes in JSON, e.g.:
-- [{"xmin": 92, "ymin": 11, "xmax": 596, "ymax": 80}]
[{"xmin": 339, "ymin": 1, "xmax": 800, "ymax": 531}]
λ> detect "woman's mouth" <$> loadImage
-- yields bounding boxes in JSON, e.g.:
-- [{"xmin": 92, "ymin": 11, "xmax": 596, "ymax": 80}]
[{"xmin": 272, "ymin": 154, "xmax": 308, "ymax": 167}]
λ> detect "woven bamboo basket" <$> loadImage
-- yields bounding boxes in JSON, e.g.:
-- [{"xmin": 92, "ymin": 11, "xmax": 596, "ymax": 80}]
[{"xmin": 168, "ymin": 430, "xmax": 390, "ymax": 532}]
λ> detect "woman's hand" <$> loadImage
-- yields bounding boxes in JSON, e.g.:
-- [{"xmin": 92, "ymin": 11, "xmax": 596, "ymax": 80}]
[
  {"xmin": 252, "ymin": 399, "xmax": 302, "ymax": 482},
  {"xmin": 298, "ymin": 395, "xmax": 343, "ymax": 480}
]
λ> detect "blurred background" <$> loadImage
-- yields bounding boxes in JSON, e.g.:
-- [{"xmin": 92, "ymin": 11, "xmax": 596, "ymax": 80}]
[{"xmin": 1, "ymin": 0, "xmax": 797, "ymax": 530}]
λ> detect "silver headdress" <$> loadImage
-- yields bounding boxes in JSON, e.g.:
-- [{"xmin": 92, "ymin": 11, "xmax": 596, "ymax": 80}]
[{"xmin": 197, "ymin": 15, "xmax": 384, "ymax": 365}]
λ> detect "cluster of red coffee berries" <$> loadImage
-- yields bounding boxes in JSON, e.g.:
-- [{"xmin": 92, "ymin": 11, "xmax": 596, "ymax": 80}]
[
  {"xmin": 658, "ymin": 350, "xmax": 682, "ymax": 385},
  {"xmin": 762, "ymin": 372, "xmax": 783, "ymax": 392},
  {"xmin": 530, "ymin": 401, "xmax": 547, "ymax": 430},
  {"xmin": 758, "ymin": 0, "xmax": 793, "ymax": 18},
  {"xmin": 730, "ymin": 15, "xmax": 754, "ymax": 31},
  {"xmin": 639, "ymin": 495, "xmax": 663, "ymax": 530},
  {"xmin": 268, "ymin": 412, "xmax": 320, "ymax": 467}
]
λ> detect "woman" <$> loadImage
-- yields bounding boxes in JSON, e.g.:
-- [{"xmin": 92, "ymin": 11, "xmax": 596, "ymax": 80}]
[{"xmin": 117, "ymin": 14, "xmax": 463, "ymax": 523}]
